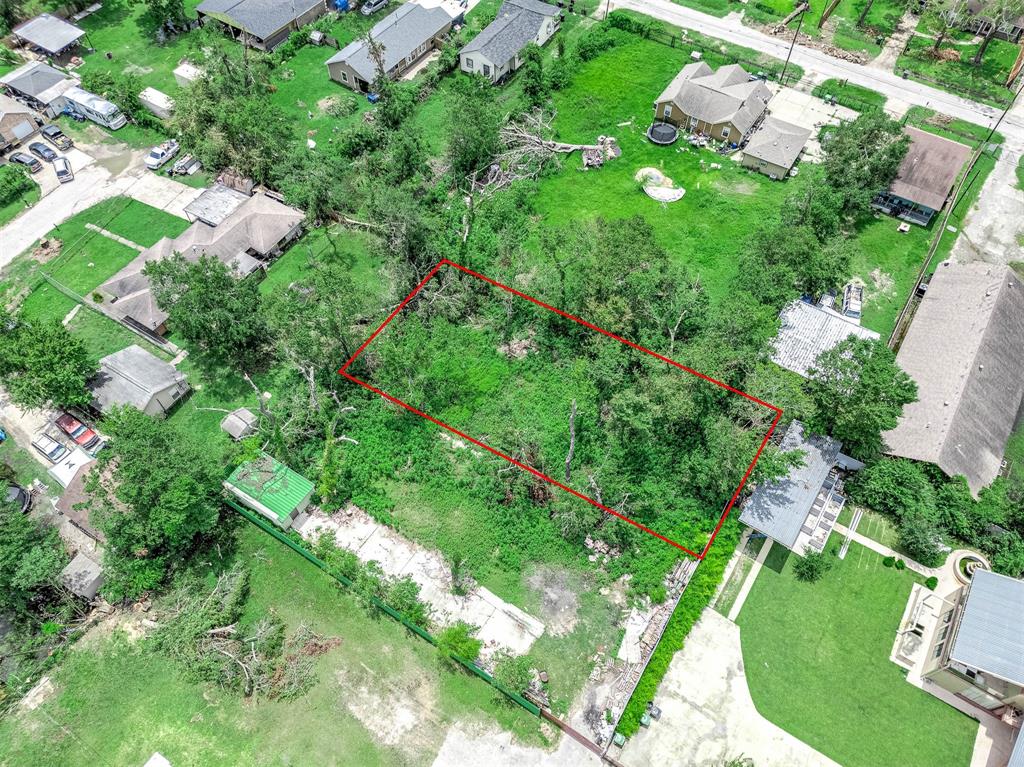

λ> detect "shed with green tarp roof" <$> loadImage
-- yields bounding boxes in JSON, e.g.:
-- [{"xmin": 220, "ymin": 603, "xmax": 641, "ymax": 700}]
[{"xmin": 224, "ymin": 452, "xmax": 314, "ymax": 530}]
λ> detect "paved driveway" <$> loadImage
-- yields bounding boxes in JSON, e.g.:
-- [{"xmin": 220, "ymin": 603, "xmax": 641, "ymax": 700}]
[
  {"xmin": 0, "ymin": 144, "xmax": 202, "ymax": 269},
  {"xmin": 619, "ymin": 608, "xmax": 840, "ymax": 767}
]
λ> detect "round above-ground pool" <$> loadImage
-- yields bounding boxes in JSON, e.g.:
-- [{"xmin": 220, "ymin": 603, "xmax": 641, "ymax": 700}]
[{"xmin": 647, "ymin": 121, "xmax": 679, "ymax": 145}]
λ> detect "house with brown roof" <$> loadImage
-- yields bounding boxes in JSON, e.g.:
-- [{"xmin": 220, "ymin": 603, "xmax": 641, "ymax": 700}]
[
  {"xmin": 99, "ymin": 191, "xmax": 303, "ymax": 336},
  {"xmin": 653, "ymin": 62, "xmax": 771, "ymax": 144},
  {"xmin": 872, "ymin": 126, "xmax": 971, "ymax": 226},
  {"xmin": 883, "ymin": 261, "xmax": 1024, "ymax": 495},
  {"xmin": 0, "ymin": 94, "xmax": 40, "ymax": 153}
]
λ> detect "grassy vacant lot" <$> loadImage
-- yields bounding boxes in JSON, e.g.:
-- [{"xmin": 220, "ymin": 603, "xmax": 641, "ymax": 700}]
[
  {"xmin": 0, "ymin": 525, "xmax": 543, "ymax": 767},
  {"xmin": 897, "ymin": 34, "xmax": 1020, "ymax": 108},
  {"xmin": 0, "ymin": 181, "xmax": 40, "ymax": 228},
  {"xmin": 811, "ymin": 77, "xmax": 887, "ymax": 111},
  {"xmin": 737, "ymin": 540, "xmax": 977, "ymax": 767}
]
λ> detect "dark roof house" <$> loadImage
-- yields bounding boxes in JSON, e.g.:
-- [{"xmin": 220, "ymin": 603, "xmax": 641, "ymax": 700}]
[
  {"xmin": 13, "ymin": 13, "xmax": 85, "ymax": 57},
  {"xmin": 739, "ymin": 420, "xmax": 847, "ymax": 553},
  {"xmin": 884, "ymin": 261, "xmax": 1024, "ymax": 495},
  {"xmin": 459, "ymin": 0, "xmax": 559, "ymax": 84},
  {"xmin": 197, "ymin": 0, "xmax": 327, "ymax": 51},
  {"xmin": 89, "ymin": 345, "xmax": 190, "ymax": 417},
  {"xmin": 873, "ymin": 126, "xmax": 971, "ymax": 225},
  {"xmin": 326, "ymin": 3, "xmax": 455, "ymax": 92}
]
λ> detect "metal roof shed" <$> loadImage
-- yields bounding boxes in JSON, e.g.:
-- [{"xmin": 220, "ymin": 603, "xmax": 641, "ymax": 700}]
[
  {"xmin": 220, "ymin": 407, "xmax": 258, "ymax": 440},
  {"xmin": 61, "ymin": 552, "xmax": 104, "ymax": 599},
  {"xmin": 13, "ymin": 14, "xmax": 86, "ymax": 55},
  {"xmin": 225, "ymin": 453, "xmax": 314, "ymax": 530},
  {"xmin": 948, "ymin": 569, "xmax": 1024, "ymax": 687}
]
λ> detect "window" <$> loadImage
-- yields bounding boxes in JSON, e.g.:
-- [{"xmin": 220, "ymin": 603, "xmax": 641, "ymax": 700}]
[
  {"xmin": 663, "ymin": 104, "xmax": 672, "ymax": 119},
  {"xmin": 938, "ymin": 626, "xmax": 949, "ymax": 642},
  {"xmin": 340, "ymin": 71, "xmax": 348, "ymax": 83},
  {"xmin": 465, "ymin": 58, "xmax": 473, "ymax": 69},
  {"xmin": 721, "ymin": 127, "xmax": 731, "ymax": 139},
  {"xmin": 689, "ymin": 116, "xmax": 698, "ymax": 128},
  {"xmin": 933, "ymin": 643, "xmax": 944, "ymax": 659},
  {"xmin": 483, "ymin": 64, "xmax": 491, "ymax": 76}
]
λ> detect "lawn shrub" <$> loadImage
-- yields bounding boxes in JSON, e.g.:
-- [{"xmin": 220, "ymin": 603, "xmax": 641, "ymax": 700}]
[
  {"xmin": 925, "ymin": 576, "xmax": 938, "ymax": 590},
  {"xmin": 895, "ymin": 559, "xmax": 906, "ymax": 570},
  {"xmin": 883, "ymin": 556, "xmax": 895, "ymax": 567},
  {"xmin": 793, "ymin": 549, "xmax": 833, "ymax": 582},
  {"xmin": 436, "ymin": 621, "xmax": 483, "ymax": 664}
]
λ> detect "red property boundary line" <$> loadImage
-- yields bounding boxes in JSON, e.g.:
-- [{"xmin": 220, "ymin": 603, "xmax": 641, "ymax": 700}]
[{"xmin": 338, "ymin": 258, "xmax": 783, "ymax": 559}]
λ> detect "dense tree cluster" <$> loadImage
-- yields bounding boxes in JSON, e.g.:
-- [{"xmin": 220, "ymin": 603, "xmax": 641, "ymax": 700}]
[{"xmin": 0, "ymin": 309, "xmax": 96, "ymax": 409}]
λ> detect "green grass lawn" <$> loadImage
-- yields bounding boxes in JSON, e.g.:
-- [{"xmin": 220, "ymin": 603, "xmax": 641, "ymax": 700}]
[
  {"xmin": 0, "ymin": 439, "xmax": 56, "ymax": 494},
  {"xmin": 811, "ymin": 77, "xmax": 886, "ymax": 111},
  {"xmin": 744, "ymin": 0, "xmax": 902, "ymax": 58},
  {"xmin": 670, "ymin": 0, "xmax": 734, "ymax": 17},
  {"xmin": 837, "ymin": 505, "xmax": 900, "ymax": 548},
  {"xmin": 737, "ymin": 540, "xmax": 977, "ymax": 767},
  {"xmin": 0, "ymin": 524, "xmax": 544, "ymax": 767},
  {"xmin": 0, "ymin": 181, "xmax": 40, "ymax": 228},
  {"xmin": 897, "ymin": 35, "xmax": 1019, "ymax": 108}
]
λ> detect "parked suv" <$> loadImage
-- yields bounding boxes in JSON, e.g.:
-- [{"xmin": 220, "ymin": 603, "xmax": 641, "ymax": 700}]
[
  {"xmin": 31, "ymin": 434, "xmax": 68, "ymax": 463},
  {"xmin": 56, "ymin": 413, "xmax": 100, "ymax": 450},
  {"xmin": 361, "ymin": 0, "xmax": 388, "ymax": 15},
  {"xmin": 28, "ymin": 142, "xmax": 58, "ymax": 162},
  {"xmin": 9, "ymin": 152, "xmax": 41, "ymax": 173},
  {"xmin": 41, "ymin": 124, "xmax": 73, "ymax": 150}
]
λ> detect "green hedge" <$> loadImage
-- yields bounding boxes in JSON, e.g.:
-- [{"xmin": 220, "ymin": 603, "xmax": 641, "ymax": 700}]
[{"xmin": 618, "ymin": 521, "xmax": 741, "ymax": 736}]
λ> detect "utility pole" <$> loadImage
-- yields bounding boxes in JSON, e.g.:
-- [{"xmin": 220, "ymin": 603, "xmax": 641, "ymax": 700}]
[{"xmin": 780, "ymin": 8, "xmax": 806, "ymax": 86}]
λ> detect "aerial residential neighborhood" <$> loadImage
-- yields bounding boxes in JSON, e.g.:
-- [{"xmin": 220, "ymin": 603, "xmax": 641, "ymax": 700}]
[{"xmin": 0, "ymin": 0, "xmax": 1021, "ymax": 765}]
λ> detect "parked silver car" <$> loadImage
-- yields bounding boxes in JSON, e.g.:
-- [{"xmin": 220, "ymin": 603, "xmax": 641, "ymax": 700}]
[
  {"xmin": 31, "ymin": 434, "xmax": 68, "ymax": 463},
  {"xmin": 53, "ymin": 156, "xmax": 74, "ymax": 184}
]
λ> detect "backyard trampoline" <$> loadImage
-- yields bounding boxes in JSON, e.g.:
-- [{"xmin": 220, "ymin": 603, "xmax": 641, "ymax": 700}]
[{"xmin": 647, "ymin": 121, "xmax": 678, "ymax": 145}]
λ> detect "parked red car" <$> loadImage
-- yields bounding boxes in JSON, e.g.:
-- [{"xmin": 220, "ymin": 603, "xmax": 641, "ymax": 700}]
[{"xmin": 55, "ymin": 413, "xmax": 101, "ymax": 450}]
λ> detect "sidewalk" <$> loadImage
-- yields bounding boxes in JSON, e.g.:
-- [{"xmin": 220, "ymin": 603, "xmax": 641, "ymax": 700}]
[{"xmin": 727, "ymin": 537, "xmax": 772, "ymax": 622}]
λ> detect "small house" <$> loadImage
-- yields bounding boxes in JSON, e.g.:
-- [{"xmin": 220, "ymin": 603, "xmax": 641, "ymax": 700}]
[
  {"xmin": 771, "ymin": 298, "xmax": 880, "ymax": 378},
  {"xmin": 88, "ymin": 345, "xmax": 190, "ymax": 417},
  {"xmin": 872, "ymin": 126, "xmax": 971, "ymax": 226},
  {"xmin": 653, "ymin": 62, "xmax": 771, "ymax": 144},
  {"xmin": 741, "ymin": 116, "xmax": 810, "ymax": 179},
  {"xmin": 60, "ymin": 552, "xmax": 104, "ymax": 600},
  {"xmin": 0, "ymin": 61, "xmax": 78, "ymax": 118},
  {"xmin": 196, "ymin": 0, "xmax": 328, "ymax": 52},
  {"xmin": 459, "ymin": 0, "xmax": 559, "ymax": 84},
  {"xmin": 221, "ymin": 407, "xmax": 258, "ymax": 440},
  {"xmin": 224, "ymin": 453, "xmax": 315, "ymax": 530},
  {"xmin": 950, "ymin": 0, "xmax": 1024, "ymax": 43},
  {"xmin": 0, "ymin": 94, "xmax": 40, "ymax": 153},
  {"xmin": 326, "ymin": 3, "xmax": 456, "ymax": 93},
  {"xmin": 12, "ymin": 14, "xmax": 86, "ymax": 61},
  {"xmin": 739, "ymin": 420, "xmax": 856, "ymax": 554}
]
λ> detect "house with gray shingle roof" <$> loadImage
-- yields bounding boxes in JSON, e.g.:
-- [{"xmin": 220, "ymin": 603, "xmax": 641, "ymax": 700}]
[
  {"xmin": 89, "ymin": 345, "xmax": 190, "ymax": 417},
  {"xmin": 326, "ymin": 3, "xmax": 456, "ymax": 92},
  {"xmin": 738, "ymin": 420, "xmax": 850, "ymax": 554},
  {"xmin": 0, "ymin": 61, "xmax": 78, "ymax": 118},
  {"xmin": 197, "ymin": 0, "xmax": 327, "ymax": 52},
  {"xmin": 742, "ymin": 115, "xmax": 811, "ymax": 179},
  {"xmin": 459, "ymin": 0, "xmax": 559, "ymax": 84},
  {"xmin": 883, "ymin": 261, "xmax": 1024, "ymax": 496},
  {"xmin": 653, "ymin": 62, "xmax": 771, "ymax": 144}
]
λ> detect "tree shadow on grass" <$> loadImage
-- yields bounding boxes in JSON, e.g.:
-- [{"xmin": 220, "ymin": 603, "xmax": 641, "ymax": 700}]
[{"xmin": 762, "ymin": 542, "xmax": 791, "ymax": 574}]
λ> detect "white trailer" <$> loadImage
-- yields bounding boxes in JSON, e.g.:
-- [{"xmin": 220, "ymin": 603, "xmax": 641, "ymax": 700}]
[{"xmin": 63, "ymin": 86, "xmax": 127, "ymax": 130}]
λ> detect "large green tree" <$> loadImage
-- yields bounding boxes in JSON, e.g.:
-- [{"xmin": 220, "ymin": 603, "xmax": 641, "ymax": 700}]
[
  {"xmin": 90, "ymin": 407, "xmax": 223, "ymax": 601},
  {"xmin": 144, "ymin": 254, "xmax": 268, "ymax": 369},
  {"xmin": 806, "ymin": 337, "xmax": 917, "ymax": 458},
  {"xmin": 0, "ymin": 499, "xmax": 68, "ymax": 615},
  {"xmin": 446, "ymin": 76, "xmax": 502, "ymax": 181},
  {"xmin": 822, "ymin": 112, "xmax": 909, "ymax": 218},
  {"xmin": 0, "ymin": 311, "xmax": 96, "ymax": 408}
]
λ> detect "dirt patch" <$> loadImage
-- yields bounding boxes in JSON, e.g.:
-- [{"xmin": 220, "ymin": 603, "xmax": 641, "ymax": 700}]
[
  {"xmin": 498, "ymin": 331, "xmax": 537, "ymax": 359},
  {"xmin": 713, "ymin": 177, "xmax": 758, "ymax": 196},
  {"xmin": 526, "ymin": 567, "xmax": 580, "ymax": 637},
  {"xmin": 18, "ymin": 676, "xmax": 55, "ymax": 712},
  {"xmin": 75, "ymin": 129, "xmax": 144, "ymax": 175},
  {"xmin": 336, "ymin": 663, "xmax": 441, "ymax": 757},
  {"xmin": 31, "ymin": 238, "xmax": 62, "ymax": 264},
  {"xmin": 852, "ymin": 269, "xmax": 895, "ymax": 305}
]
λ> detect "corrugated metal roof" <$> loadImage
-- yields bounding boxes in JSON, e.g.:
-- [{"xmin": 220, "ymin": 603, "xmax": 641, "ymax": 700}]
[
  {"xmin": 1009, "ymin": 730, "xmax": 1024, "ymax": 767},
  {"xmin": 771, "ymin": 300, "xmax": 880, "ymax": 378},
  {"xmin": 226, "ymin": 453, "xmax": 314, "ymax": 523},
  {"xmin": 13, "ymin": 13, "xmax": 85, "ymax": 54},
  {"xmin": 949, "ymin": 569, "xmax": 1024, "ymax": 686},
  {"xmin": 739, "ymin": 420, "xmax": 842, "ymax": 549}
]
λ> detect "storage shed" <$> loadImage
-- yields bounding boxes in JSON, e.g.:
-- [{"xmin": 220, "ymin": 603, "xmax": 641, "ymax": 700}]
[
  {"xmin": 224, "ymin": 453, "xmax": 314, "ymax": 530},
  {"xmin": 61, "ymin": 552, "xmax": 104, "ymax": 599},
  {"xmin": 139, "ymin": 87, "xmax": 175, "ymax": 119},
  {"xmin": 173, "ymin": 60, "xmax": 203, "ymax": 87},
  {"xmin": 221, "ymin": 407, "xmax": 258, "ymax": 440},
  {"xmin": 13, "ymin": 13, "xmax": 85, "ymax": 58}
]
